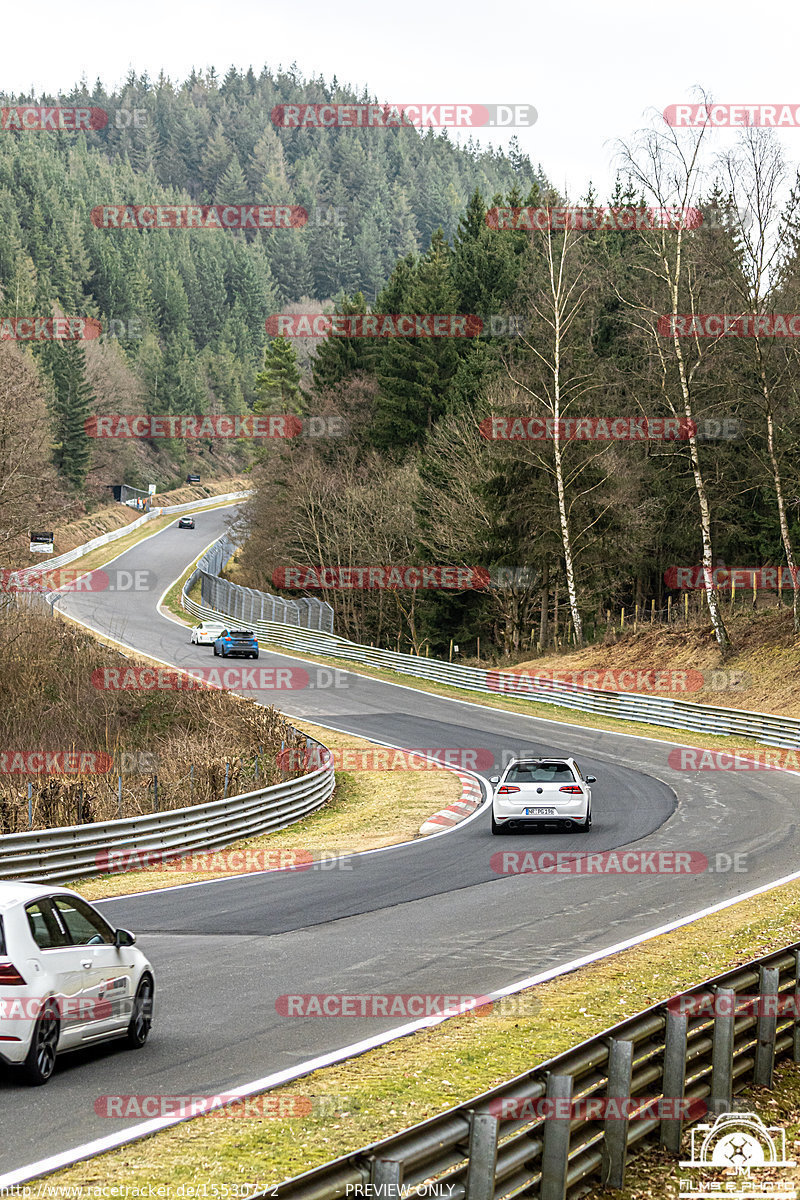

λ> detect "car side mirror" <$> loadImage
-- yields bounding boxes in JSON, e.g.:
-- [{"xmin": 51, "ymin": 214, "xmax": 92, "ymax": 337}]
[
  {"xmin": 490, "ymin": 776, "xmax": 500, "ymax": 785},
  {"xmin": 115, "ymin": 928, "xmax": 136, "ymax": 947},
  {"xmin": 586, "ymin": 776, "xmax": 597, "ymax": 784}
]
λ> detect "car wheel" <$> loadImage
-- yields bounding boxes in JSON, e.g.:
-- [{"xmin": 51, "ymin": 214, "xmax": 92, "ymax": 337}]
[
  {"xmin": 213, "ymin": 645, "xmax": 218, "ymax": 656},
  {"xmin": 126, "ymin": 975, "xmax": 154, "ymax": 1049},
  {"xmin": 252, "ymin": 652, "xmax": 259, "ymax": 659},
  {"xmin": 22, "ymin": 1000, "xmax": 60, "ymax": 1085},
  {"xmin": 490, "ymin": 810, "xmax": 506, "ymax": 835},
  {"xmin": 575, "ymin": 814, "xmax": 592, "ymax": 832}
]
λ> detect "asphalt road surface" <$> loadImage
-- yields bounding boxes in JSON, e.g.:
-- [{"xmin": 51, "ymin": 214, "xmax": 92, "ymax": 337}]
[{"xmin": 2, "ymin": 505, "xmax": 797, "ymax": 1177}]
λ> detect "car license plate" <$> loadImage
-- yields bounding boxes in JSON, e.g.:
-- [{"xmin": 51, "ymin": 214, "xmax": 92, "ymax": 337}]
[{"xmin": 525, "ymin": 807, "xmax": 556, "ymax": 816}]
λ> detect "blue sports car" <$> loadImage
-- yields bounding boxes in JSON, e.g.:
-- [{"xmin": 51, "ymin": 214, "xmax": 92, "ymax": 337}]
[{"xmin": 213, "ymin": 630, "xmax": 259, "ymax": 659}]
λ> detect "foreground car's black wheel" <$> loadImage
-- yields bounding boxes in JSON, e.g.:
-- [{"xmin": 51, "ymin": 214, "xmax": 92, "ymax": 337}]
[
  {"xmin": 490, "ymin": 811, "xmax": 507, "ymax": 835},
  {"xmin": 252, "ymin": 652, "xmax": 259, "ymax": 659},
  {"xmin": 126, "ymin": 975, "xmax": 154, "ymax": 1049},
  {"xmin": 22, "ymin": 1000, "xmax": 59, "ymax": 1085}
]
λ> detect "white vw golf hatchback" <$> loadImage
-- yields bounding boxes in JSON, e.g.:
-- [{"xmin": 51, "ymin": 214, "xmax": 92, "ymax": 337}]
[
  {"xmin": 491, "ymin": 757, "xmax": 595, "ymax": 834},
  {"xmin": 0, "ymin": 883, "xmax": 154, "ymax": 1084}
]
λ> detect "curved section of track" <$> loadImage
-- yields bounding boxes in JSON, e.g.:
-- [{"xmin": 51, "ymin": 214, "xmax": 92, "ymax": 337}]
[{"xmin": 2, "ymin": 506, "xmax": 796, "ymax": 1177}]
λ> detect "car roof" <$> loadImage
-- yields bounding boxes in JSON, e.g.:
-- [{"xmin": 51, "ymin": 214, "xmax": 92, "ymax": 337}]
[
  {"xmin": 506, "ymin": 757, "xmax": 574, "ymax": 768},
  {"xmin": 0, "ymin": 882, "xmax": 76, "ymax": 913}
]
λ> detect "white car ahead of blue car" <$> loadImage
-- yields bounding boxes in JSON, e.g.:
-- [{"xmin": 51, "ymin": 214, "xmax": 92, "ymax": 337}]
[
  {"xmin": 0, "ymin": 883, "xmax": 154, "ymax": 1085},
  {"xmin": 191, "ymin": 621, "xmax": 226, "ymax": 645},
  {"xmin": 490, "ymin": 757, "xmax": 595, "ymax": 834}
]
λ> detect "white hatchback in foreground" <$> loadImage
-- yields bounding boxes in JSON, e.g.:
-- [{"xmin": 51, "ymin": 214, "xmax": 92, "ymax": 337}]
[
  {"xmin": 490, "ymin": 757, "xmax": 595, "ymax": 834},
  {"xmin": 191, "ymin": 622, "xmax": 226, "ymax": 645},
  {"xmin": 0, "ymin": 883, "xmax": 154, "ymax": 1085}
]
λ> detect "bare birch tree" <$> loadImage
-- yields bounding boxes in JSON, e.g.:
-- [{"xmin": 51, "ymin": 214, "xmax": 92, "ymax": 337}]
[{"xmin": 616, "ymin": 108, "xmax": 731, "ymax": 652}]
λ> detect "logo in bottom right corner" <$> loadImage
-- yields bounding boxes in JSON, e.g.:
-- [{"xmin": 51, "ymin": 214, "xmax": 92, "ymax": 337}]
[{"xmin": 679, "ymin": 1111, "xmax": 796, "ymax": 1198}]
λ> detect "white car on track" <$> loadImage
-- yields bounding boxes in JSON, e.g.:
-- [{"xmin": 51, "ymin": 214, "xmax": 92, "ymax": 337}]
[
  {"xmin": 0, "ymin": 883, "xmax": 154, "ymax": 1085},
  {"xmin": 191, "ymin": 621, "xmax": 226, "ymax": 645},
  {"xmin": 490, "ymin": 757, "xmax": 595, "ymax": 835}
]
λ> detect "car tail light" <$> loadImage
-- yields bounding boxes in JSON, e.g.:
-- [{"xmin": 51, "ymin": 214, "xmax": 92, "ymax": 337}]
[
  {"xmin": 559, "ymin": 785, "xmax": 583, "ymax": 794},
  {"xmin": 0, "ymin": 961, "xmax": 27, "ymax": 986},
  {"xmin": 497, "ymin": 785, "xmax": 521, "ymax": 794}
]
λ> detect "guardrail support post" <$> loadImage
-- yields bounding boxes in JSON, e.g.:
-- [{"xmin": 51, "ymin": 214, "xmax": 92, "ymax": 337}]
[
  {"xmin": 711, "ymin": 987, "xmax": 735, "ymax": 1112},
  {"xmin": 793, "ymin": 951, "xmax": 800, "ymax": 1063},
  {"xmin": 661, "ymin": 1008, "xmax": 688, "ymax": 1152},
  {"xmin": 465, "ymin": 1111, "xmax": 498, "ymax": 1200},
  {"xmin": 370, "ymin": 1158, "xmax": 401, "ymax": 1196},
  {"xmin": 540, "ymin": 1073, "xmax": 572, "ymax": 1200},
  {"xmin": 602, "ymin": 1039, "xmax": 633, "ymax": 1188},
  {"xmin": 754, "ymin": 966, "xmax": 779, "ymax": 1087}
]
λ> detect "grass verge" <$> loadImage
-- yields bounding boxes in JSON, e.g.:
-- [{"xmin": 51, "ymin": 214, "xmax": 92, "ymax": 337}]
[
  {"xmin": 582, "ymin": 1057, "xmax": 800, "ymax": 1199},
  {"xmin": 69, "ymin": 719, "xmax": 462, "ymax": 901},
  {"xmin": 44, "ymin": 872, "xmax": 800, "ymax": 1192}
]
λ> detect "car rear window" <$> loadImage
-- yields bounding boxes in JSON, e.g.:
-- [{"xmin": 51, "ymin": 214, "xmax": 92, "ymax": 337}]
[
  {"xmin": 230, "ymin": 631, "xmax": 255, "ymax": 638},
  {"xmin": 507, "ymin": 763, "xmax": 575, "ymax": 783}
]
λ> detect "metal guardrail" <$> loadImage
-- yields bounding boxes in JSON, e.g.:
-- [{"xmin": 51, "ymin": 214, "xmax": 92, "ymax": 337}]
[
  {"xmin": 268, "ymin": 942, "xmax": 800, "ymax": 1199},
  {"xmin": 18, "ymin": 490, "xmax": 250, "ymax": 577},
  {"xmin": 183, "ymin": 542, "xmax": 800, "ymax": 751},
  {"xmin": 0, "ymin": 743, "xmax": 335, "ymax": 884},
  {"xmin": 185, "ymin": 536, "xmax": 334, "ymax": 633}
]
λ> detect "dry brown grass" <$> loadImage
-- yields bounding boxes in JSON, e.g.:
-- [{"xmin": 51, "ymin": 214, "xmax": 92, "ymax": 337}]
[
  {"xmin": 0, "ymin": 610, "xmax": 300, "ymax": 831},
  {"xmin": 502, "ymin": 608, "xmax": 800, "ymax": 719}
]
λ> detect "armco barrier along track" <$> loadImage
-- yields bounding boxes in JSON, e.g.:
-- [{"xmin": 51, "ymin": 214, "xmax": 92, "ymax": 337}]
[
  {"xmin": 21, "ymin": 489, "xmax": 250, "ymax": 582},
  {"xmin": 269, "ymin": 943, "xmax": 800, "ymax": 1198},
  {"xmin": 0, "ymin": 746, "xmax": 334, "ymax": 884},
  {"xmin": 184, "ymin": 537, "xmax": 800, "ymax": 751}
]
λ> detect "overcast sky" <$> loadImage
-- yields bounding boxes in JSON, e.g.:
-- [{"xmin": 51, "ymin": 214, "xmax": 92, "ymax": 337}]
[{"xmin": 3, "ymin": 0, "xmax": 800, "ymax": 197}]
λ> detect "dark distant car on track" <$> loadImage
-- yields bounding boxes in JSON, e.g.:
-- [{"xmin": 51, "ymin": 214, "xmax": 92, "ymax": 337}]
[
  {"xmin": 177, "ymin": 516, "xmax": 195, "ymax": 529},
  {"xmin": 186, "ymin": 474, "xmax": 201, "ymax": 484},
  {"xmin": 490, "ymin": 757, "xmax": 595, "ymax": 835},
  {"xmin": 213, "ymin": 630, "xmax": 259, "ymax": 660}
]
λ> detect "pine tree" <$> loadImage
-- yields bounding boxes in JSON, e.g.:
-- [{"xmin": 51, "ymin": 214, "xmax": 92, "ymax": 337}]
[
  {"xmin": 38, "ymin": 340, "xmax": 94, "ymax": 488},
  {"xmin": 254, "ymin": 336, "xmax": 302, "ymax": 413}
]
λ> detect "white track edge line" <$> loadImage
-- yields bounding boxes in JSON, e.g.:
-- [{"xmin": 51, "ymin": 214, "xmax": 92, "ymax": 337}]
[{"xmin": 6, "ymin": 862, "xmax": 800, "ymax": 1187}]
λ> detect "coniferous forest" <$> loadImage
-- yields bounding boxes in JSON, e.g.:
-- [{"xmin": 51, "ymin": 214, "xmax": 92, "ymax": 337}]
[{"xmin": 2, "ymin": 68, "xmax": 799, "ymax": 658}]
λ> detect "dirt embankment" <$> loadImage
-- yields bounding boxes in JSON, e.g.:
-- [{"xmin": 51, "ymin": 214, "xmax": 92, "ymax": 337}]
[
  {"xmin": 38, "ymin": 477, "xmax": 249, "ymax": 562},
  {"xmin": 502, "ymin": 609, "xmax": 800, "ymax": 719}
]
